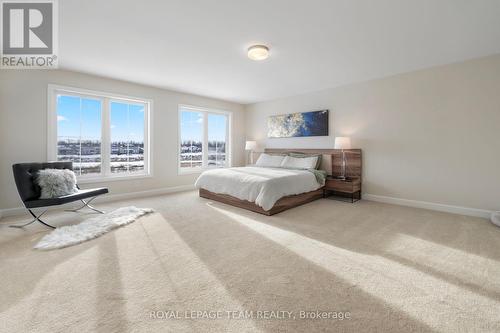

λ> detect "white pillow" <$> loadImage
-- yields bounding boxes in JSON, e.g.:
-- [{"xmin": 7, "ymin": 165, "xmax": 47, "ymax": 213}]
[
  {"xmin": 255, "ymin": 153, "xmax": 286, "ymax": 168},
  {"xmin": 280, "ymin": 155, "xmax": 318, "ymax": 170},
  {"xmin": 36, "ymin": 169, "xmax": 78, "ymax": 199}
]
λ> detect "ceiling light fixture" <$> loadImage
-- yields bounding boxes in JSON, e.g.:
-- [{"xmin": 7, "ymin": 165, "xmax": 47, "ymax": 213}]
[{"xmin": 247, "ymin": 45, "xmax": 269, "ymax": 61}]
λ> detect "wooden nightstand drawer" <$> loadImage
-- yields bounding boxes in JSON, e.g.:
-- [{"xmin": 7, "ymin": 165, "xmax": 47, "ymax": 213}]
[{"xmin": 325, "ymin": 178, "xmax": 361, "ymax": 193}]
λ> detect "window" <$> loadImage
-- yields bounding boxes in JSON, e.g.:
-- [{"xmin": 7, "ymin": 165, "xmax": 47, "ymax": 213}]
[
  {"xmin": 55, "ymin": 95, "xmax": 102, "ymax": 175},
  {"xmin": 207, "ymin": 113, "xmax": 228, "ymax": 167},
  {"xmin": 110, "ymin": 101, "xmax": 146, "ymax": 174},
  {"xmin": 179, "ymin": 105, "xmax": 230, "ymax": 173},
  {"xmin": 48, "ymin": 85, "xmax": 151, "ymax": 181}
]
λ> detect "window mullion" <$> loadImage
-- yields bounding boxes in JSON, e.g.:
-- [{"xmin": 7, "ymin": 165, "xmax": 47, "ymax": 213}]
[
  {"xmin": 203, "ymin": 112, "xmax": 208, "ymax": 168},
  {"xmin": 102, "ymin": 97, "xmax": 111, "ymax": 176},
  {"xmin": 144, "ymin": 102, "xmax": 149, "ymax": 174},
  {"xmin": 225, "ymin": 114, "xmax": 229, "ymax": 167},
  {"xmin": 48, "ymin": 90, "xmax": 59, "ymax": 161}
]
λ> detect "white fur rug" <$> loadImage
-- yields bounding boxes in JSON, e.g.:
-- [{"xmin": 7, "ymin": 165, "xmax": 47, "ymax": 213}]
[
  {"xmin": 34, "ymin": 206, "xmax": 154, "ymax": 250},
  {"xmin": 491, "ymin": 211, "xmax": 500, "ymax": 227}
]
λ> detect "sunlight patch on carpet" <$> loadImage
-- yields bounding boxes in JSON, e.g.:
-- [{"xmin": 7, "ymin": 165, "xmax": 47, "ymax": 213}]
[
  {"xmin": 34, "ymin": 206, "xmax": 154, "ymax": 250},
  {"xmin": 207, "ymin": 203, "xmax": 500, "ymax": 331}
]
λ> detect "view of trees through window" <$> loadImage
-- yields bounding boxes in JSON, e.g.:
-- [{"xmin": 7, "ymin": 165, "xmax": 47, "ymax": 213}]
[
  {"xmin": 180, "ymin": 110, "xmax": 203, "ymax": 169},
  {"xmin": 56, "ymin": 93, "xmax": 147, "ymax": 177},
  {"xmin": 208, "ymin": 113, "xmax": 227, "ymax": 167},
  {"xmin": 57, "ymin": 95, "xmax": 102, "ymax": 175},
  {"xmin": 180, "ymin": 108, "xmax": 228, "ymax": 170},
  {"xmin": 110, "ymin": 101, "xmax": 145, "ymax": 174}
]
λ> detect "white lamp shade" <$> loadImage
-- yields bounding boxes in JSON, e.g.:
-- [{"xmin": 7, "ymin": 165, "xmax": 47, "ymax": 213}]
[
  {"xmin": 334, "ymin": 137, "xmax": 351, "ymax": 149},
  {"xmin": 245, "ymin": 141, "xmax": 257, "ymax": 150}
]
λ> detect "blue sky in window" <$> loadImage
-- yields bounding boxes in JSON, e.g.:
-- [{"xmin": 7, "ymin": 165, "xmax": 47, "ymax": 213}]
[
  {"xmin": 57, "ymin": 95, "xmax": 144, "ymax": 142},
  {"xmin": 110, "ymin": 101, "xmax": 144, "ymax": 142},
  {"xmin": 57, "ymin": 95, "xmax": 101, "ymax": 140},
  {"xmin": 180, "ymin": 109, "xmax": 226, "ymax": 142},
  {"xmin": 208, "ymin": 113, "xmax": 227, "ymax": 141}
]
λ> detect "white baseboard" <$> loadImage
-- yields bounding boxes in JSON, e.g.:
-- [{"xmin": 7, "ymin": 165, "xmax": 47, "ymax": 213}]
[
  {"xmin": 1, "ymin": 187, "xmax": 491, "ymax": 220},
  {"xmin": 0, "ymin": 184, "xmax": 195, "ymax": 219},
  {"xmin": 363, "ymin": 193, "xmax": 492, "ymax": 219},
  {"xmin": 94, "ymin": 184, "xmax": 195, "ymax": 204},
  {"xmin": 0, "ymin": 206, "xmax": 26, "ymax": 218}
]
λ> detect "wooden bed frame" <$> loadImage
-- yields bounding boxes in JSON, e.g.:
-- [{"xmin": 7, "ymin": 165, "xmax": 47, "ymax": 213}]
[
  {"xmin": 199, "ymin": 148, "xmax": 362, "ymax": 216},
  {"xmin": 200, "ymin": 188, "xmax": 324, "ymax": 216}
]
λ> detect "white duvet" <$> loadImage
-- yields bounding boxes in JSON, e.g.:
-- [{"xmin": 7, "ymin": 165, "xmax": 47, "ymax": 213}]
[{"xmin": 194, "ymin": 166, "xmax": 322, "ymax": 211}]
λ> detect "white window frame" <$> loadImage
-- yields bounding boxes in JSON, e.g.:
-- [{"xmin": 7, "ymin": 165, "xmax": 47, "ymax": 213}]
[
  {"xmin": 47, "ymin": 84, "xmax": 153, "ymax": 183},
  {"xmin": 178, "ymin": 104, "xmax": 232, "ymax": 175}
]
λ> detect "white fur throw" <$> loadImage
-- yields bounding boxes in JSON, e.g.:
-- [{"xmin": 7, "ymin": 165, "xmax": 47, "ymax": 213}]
[
  {"xmin": 491, "ymin": 212, "xmax": 500, "ymax": 227},
  {"xmin": 36, "ymin": 168, "xmax": 78, "ymax": 199},
  {"xmin": 34, "ymin": 206, "xmax": 154, "ymax": 250}
]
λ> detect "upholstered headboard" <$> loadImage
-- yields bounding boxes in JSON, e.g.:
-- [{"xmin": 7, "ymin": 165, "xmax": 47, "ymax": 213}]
[{"xmin": 263, "ymin": 148, "xmax": 362, "ymax": 179}]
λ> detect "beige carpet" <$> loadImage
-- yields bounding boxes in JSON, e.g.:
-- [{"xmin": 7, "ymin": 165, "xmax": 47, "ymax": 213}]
[{"xmin": 0, "ymin": 190, "xmax": 499, "ymax": 332}]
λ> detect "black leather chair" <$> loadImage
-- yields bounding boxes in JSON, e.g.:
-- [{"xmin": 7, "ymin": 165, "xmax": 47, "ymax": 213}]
[{"xmin": 11, "ymin": 162, "xmax": 109, "ymax": 228}]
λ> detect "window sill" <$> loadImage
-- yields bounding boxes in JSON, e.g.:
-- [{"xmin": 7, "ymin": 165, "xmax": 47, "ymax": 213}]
[
  {"xmin": 77, "ymin": 173, "xmax": 152, "ymax": 184},
  {"xmin": 178, "ymin": 166, "xmax": 230, "ymax": 175},
  {"xmin": 178, "ymin": 169, "xmax": 203, "ymax": 175}
]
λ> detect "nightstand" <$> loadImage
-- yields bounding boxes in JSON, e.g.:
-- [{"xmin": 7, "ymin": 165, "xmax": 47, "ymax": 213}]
[{"xmin": 324, "ymin": 176, "xmax": 361, "ymax": 203}]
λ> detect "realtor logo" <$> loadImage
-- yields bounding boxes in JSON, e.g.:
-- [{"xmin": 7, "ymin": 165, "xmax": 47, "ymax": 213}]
[{"xmin": 1, "ymin": 0, "xmax": 58, "ymax": 68}]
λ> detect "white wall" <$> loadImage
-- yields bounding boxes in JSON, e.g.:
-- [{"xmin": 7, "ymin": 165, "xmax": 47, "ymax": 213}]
[
  {"xmin": 0, "ymin": 70, "xmax": 245, "ymax": 210},
  {"xmin": 245, "ymin": 55, "xmax": 500, "ymax": 212}
]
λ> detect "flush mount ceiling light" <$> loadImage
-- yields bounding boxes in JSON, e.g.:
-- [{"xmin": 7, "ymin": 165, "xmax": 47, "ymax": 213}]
[{"xmin": 247, "ymin": 45, "xmax": 269, "ymax": 61}]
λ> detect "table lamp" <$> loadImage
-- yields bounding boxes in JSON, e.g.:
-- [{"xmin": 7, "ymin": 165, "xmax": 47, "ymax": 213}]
[
  {"xmin": 334, "ymin": 137, "xmax": 351, "ymax": 179},
  {"xmin": 245, "ymin": 141, "xmax": 257, "ymax": 164}
]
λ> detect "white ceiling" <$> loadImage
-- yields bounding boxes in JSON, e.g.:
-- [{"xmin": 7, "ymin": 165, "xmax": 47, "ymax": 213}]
[{"xmin": 60, "ymin": 0, "xmax": 500, "ymax": 104}]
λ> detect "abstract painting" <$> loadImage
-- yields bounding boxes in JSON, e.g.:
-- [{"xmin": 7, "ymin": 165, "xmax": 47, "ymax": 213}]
[{"xmin": 267, "ymin": 110, "xmax": 329, "ymax": 138}]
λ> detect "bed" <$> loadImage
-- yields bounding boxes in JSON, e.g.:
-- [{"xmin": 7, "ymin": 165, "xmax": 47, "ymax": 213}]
[{"xmin": 195, "ymin": 148, "xmax": 361, "ymax": 215}]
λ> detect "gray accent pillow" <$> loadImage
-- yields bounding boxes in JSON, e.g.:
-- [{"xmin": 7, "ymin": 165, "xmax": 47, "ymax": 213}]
[
  {"xmin": 36, "ymin": 169, "xmax": 78, "ymax": 199},
  {"xmin": 288, "ymin": 152, "xmax": 323, "ymax": 169}
]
